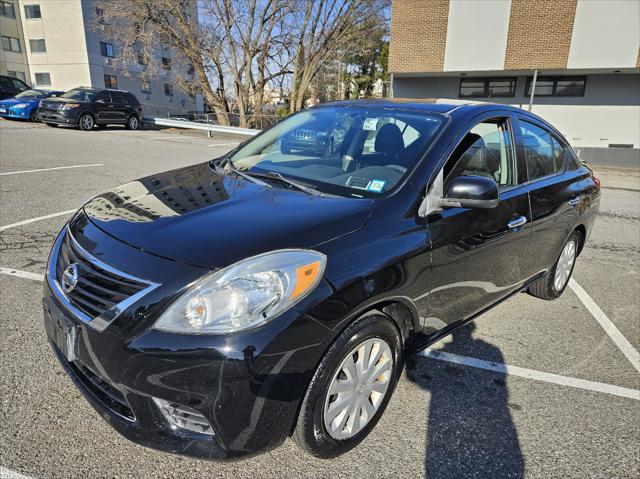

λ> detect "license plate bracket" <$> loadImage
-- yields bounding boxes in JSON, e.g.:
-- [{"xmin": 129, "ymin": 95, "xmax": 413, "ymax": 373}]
[{"xmin": 50, "ymin": 310, "xmax": 78, "ymax": 362}]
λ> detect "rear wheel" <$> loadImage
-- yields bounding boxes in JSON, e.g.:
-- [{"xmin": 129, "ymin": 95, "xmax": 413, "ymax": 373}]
[
  {"xmin": 292, "ymin": 313, "xmax": 402, "ymax": 458},
  {"xmin": 78, "ymin": 113, "xmax": 94, "ymax": 131},
  {"xmin": 527, "ymin": 231, "xmax": 579, "ymax": 300}
]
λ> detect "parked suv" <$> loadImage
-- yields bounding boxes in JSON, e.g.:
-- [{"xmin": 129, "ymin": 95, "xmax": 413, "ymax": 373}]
[
  {"xmin": 37, "ymin": 87, "xmax": 142, "ymax": 130},
  {"xmin": 44, "ymin": 99, "xmax": 599, "ymax": 460},
  {"xmin": 0, "ymin": 74, "xmax": 29, "ymax": 100}
]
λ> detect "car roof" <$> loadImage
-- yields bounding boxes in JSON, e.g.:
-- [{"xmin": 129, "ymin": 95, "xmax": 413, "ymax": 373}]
[
  {"xmin": 320, "ymin": 98, "xmax": 523, "ymax": 116},
  {"xmin": 72, "ymin": 86, "xmax": 131, "ymax": 94}
]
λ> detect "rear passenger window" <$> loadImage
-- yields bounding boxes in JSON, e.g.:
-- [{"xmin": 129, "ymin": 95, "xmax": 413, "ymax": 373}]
[
  {"xmin": 520, "ymin": 121, "xmax": 565, "ymax": 180},
  {"xmin": 111, "ymin": 92, "xmax": 126, "ymax": 103}
]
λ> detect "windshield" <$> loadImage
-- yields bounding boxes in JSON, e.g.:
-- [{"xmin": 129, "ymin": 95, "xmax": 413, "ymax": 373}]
[
  {"xmin": 229, "ymin": 106, "xmax": 444, "ymax": 198},
  {"xmin": 61, "ymin": 89, "xmax": 97, "ymax": 101},
  {"xmin": 15, "ymin": 89, "xmax": 47, "ymax": 99}
]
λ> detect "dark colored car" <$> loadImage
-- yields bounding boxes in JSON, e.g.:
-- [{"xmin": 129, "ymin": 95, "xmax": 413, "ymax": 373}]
[
  {"xmin": 43, "ymin": 99, "xmax": 600, "ymax": 460},
  {"xmin": 281, "ymin": 128, "xmax": 335, "ymax": 155},
  {"xmin": 37, "ymin": 87, "xmax": 142, "ymax": 130},
  {"xmin": 0, "ymin": 74, "xmax": 29, "ymax": 100},
  {"xmin": 0, "ymin": 89, "xmax": 63, "ymax": 122}
]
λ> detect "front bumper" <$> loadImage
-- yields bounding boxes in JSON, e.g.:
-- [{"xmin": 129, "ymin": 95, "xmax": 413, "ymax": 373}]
[
  {"xmin": 37, "ymin": 108, "xmax": 78, "ymax": 125},
  {"xmin": 0, "ymin": 107, "xmax": 31, "ymax": 119},
  {"xmin": 42, "ymin": 220, "xmax": 334, "ymax": 460}
]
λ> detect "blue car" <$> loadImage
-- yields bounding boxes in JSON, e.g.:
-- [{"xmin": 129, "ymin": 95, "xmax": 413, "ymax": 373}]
[{"xmin": 0, "ymin": 89, "xmax": 63, "ymax": 122}]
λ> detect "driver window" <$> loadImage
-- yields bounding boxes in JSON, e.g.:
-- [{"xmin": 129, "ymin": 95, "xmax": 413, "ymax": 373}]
[{"xmin": 443, "ymin": 118, "xmax": 516, "ymax": 189}]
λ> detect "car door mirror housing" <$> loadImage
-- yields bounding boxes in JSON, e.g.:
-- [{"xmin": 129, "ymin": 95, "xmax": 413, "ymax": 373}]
[{"xmin": 443, "ymin": 175, "xmax": 499, "ymax": 209}]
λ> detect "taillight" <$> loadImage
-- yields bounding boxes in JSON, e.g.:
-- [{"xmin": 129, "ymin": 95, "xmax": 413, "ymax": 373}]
[{"xmin": 591, "ymin": 176, "xmax": 601, "ymax": 188}]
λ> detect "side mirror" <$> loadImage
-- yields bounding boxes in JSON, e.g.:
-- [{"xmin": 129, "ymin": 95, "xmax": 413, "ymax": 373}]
[{"xmin": 442, "ymin": 175, "xmax": 499, "ymax": 209}]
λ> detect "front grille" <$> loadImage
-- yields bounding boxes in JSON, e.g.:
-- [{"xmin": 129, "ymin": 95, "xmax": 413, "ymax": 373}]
[
  {"xmin": 55, "ymin": 233, "xmax": 147, "ymax": 319},
  {"xmin": 49, "ymin": 229, "xmax": 159, "ymax": 331},
  {"xmin": 67, "ymin": 355, "xmax": 135, "ymax": 421}
]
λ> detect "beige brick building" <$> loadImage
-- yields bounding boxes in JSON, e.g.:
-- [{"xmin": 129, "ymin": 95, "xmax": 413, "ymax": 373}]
[{"xmin": 390, "ymin": 0, "xmax": 640, "ymax": 152}]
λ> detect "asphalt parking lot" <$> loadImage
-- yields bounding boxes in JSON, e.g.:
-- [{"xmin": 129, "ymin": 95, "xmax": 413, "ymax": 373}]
[{"xmin": 0, "ymin": 119, "xmax": 638, "ymax": 479}]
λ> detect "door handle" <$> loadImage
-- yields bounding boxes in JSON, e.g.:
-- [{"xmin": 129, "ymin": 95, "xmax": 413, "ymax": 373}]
[
  {"xmin": 508, "ymin": 216, "xmax": 527, "ymax": 229},
  {"xmin": 568, "ymin": 197, "xmax": 580, "ymax": 206}
]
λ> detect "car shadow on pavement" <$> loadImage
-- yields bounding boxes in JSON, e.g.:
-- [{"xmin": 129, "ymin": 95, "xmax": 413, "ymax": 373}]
[{"xmin": 406, "ymin": 322, "xmax": 525, "ymax": 478}]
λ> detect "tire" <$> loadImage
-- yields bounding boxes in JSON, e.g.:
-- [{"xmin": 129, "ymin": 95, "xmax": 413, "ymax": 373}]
[
  {"xmin": 292, "ymin": 312, "xmax": 402, "ymax": 458},
  {"xmin": 78, "ymin": 113, "xmax": 95, "ymax": 131},
  {"xmin": 30, "ymin": 110, "xmax": 38, "ymax": 122},
  {"xmin": 126, "ymin": 115, "xmax": 140, "ymax": 130},
  {"xmin": 527, "ymin": 230, "xmax": 580, "ymax": 300}
]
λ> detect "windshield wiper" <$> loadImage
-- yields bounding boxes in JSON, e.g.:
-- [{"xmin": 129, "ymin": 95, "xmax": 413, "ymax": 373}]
[
  {"xmin": 212, "ymin": 157, "xmax": 271, "ymax": 188},
  {"xmin": 252, "ymin": 170, "xmax": 323, "ymax": 196}
]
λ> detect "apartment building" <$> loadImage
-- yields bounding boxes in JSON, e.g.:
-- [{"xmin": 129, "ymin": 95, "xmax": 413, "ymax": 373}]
[
  {"xmin": 1, "ymin": 0, "xmax": 202, "ymax": 116},
  {"xmin": 0, "ymin": 0, "xmax": 30, "ymax": 82},
  {"xmin": 389, "ymin": 0, "xmax": 640, "ymax": 156}
]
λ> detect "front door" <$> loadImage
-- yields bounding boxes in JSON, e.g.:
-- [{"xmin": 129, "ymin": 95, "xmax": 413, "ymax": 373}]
[
  {"xmin": 423, "ymin": 115, "xmax": 531, "ymax": 333},
  {"xmin": 94, "ymin": 91, "xmax": 113, "ymax": 123}
]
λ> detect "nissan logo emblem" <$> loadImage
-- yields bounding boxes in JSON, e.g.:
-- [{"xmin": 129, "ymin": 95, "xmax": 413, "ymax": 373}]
[{"xmin": 62, "ymin": 263, "xmax": 79, "ymax": 294}]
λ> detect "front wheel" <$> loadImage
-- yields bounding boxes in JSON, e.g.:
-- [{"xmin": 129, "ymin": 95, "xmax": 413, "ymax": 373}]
[
  {"xmin": 30, "ymin": 110, "xmax": 38, "ymax": 122},
  {"xmin": 527, "ymin": 230, "xmax": 579, "ymax": 300},
  {"xmin": 78, "ymin": 113, "xmax": 94, "ymax": 131},
  {"xmin": 292, "ymin": 313, "xmax": 402, "ymax": 458}
]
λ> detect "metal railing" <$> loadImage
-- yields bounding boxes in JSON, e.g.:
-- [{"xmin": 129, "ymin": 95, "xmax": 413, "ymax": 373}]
[{"xmin": 143, "ymin": 116, "xmax": 260, "ymax": 137}]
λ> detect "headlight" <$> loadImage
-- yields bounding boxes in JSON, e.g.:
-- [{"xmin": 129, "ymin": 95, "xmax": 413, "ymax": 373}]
[
  {"xmin": 61, "ymin": 103, "xmax": 80, "ymax": 110},
  {"xmin": 14, "ymin": 103, "xmax": 28, "ymax": 108},
  {"xmin": 153, "ymin": 249, "xmax": 326, "ymax": 334}
]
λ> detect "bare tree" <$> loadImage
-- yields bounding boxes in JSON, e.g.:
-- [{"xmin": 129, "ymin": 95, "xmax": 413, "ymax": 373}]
[
  {"xmin": 287, "ymin": 0, "xmax": 389, "ymax": 113},
  {"xmin": 96, "ymin": 0, "xmax": 233, "ymax": 125}
]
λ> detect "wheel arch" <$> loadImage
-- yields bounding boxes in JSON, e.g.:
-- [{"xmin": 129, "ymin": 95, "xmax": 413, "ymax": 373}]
[{"xmin": 573, "ymin": 224, "xmax": 587, "ymax": 256}]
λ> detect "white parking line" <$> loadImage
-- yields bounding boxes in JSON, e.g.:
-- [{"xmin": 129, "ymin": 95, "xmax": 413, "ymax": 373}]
[
  {"xmin": 569, "ymin": 278, "xmax": 640, "ymax": 373},
  {"xmin": 0, "ymin": 267, "xmax": 44, "ymax": 281},
  {"xmin": 0, "ymin": 466, "xmax": 34, "ymax": 479},
  {"xmin": 420, "ymin": 349, "xmax": 640, "ymax": 401},
  {"xmin": 0, "ymin": 164, "xmax": 103, "ymax": 176},
  {"xmin": 0, "ymin": 209, "xmax": 76, "ymax": 232}
]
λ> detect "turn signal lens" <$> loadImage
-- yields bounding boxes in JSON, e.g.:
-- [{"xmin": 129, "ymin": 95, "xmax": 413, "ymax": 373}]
[
  {"xmin": 291, "ymin": 261, "xmax": 322, "ymax": 299},
  {"xmin": 62, "ymin": 103, "xmax": 80, "ymax": 110},
  {"xmin": 591, "ymin": 176, "xmax": 601, "ymax": 188}
]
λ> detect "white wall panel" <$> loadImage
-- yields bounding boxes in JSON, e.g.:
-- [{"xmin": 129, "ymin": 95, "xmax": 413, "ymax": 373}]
[
  {"xmin": 568, "ymin": 0, "xmax": 640, "ymax": 69},
  {"xmin": 443, "ymin": 0, "xmax": 511, "ymax": 72}
]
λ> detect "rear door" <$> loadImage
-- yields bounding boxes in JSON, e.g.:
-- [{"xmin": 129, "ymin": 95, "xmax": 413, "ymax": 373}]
[
  {"xmin": 109, "ymin": 91, "xmax": 129, "ymax": 123},
  {"xmin": 513, "ymin": 117, "xmax": 583, "ymax": 276},
  {"xmin": 424, "ymin": 113, "xmax": 532, "ymax": 332}
]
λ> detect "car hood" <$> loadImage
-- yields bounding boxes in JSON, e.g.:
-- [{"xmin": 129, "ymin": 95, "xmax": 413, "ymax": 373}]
[
  {"xmin": 0, "ymin": 97, "xmax": 37, "ymax": 107},
  {"xmin": 82, "ymin": 162, "xmax": 373, "ymax": 269}
]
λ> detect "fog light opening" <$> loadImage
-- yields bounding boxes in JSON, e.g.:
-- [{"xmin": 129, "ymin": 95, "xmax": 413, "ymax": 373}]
[{"xmin": 152, "ymin": 397, "xmax": 215, "ymax": 436}]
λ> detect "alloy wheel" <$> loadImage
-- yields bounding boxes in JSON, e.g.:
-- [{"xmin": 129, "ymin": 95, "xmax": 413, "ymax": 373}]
[
  {"xmin": 81, "ymin": 114, "xmax": 94, "ymax": 130},
  {"xmin": 554, "ymin": 239, "xmax": 576, "ymax": 291},
  {"xmin": 129, "ymin": 116, "xmax": 139, "ymax": 129},
  {"xmin": 323, "ymin": 337, "xmax": 393, "ymax": 440}
]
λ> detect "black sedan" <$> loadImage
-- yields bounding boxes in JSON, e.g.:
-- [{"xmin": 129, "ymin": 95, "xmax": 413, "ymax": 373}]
[{"xmin": 43, "ymin": 99, "xmax": 600, "ymax": 460}]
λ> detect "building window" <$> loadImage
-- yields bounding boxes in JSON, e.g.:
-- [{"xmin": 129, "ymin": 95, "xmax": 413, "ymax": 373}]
[
  {"xmin": 0, "ymin": 1, "xmax": 16, "ymax": 18},
  {"xmin": 164, "ymin": 84, "xmax": 174, "ymax": 96},
  {"xmin": 23, "ymin": 4, "xmax": 41, "ymax": 18},
  {"xmin": 29, "ymin": 38, "xmax": 46, "ymax": 53},
  {"xmin": 100, "ymin": 42, "xmax": 114, "ymax": 58},
  {"xmin": 7, "ymin": 70, "xmax": 26, "ymax": 83},
  {"xmin": 140, "ymin": 79, "xmax": 151, "ymax": 94},
  {"xmin": 104, "ymin": 74, "xmax": 117, "ymax": 89},
  {"xmin": 34, "ymin": 72, "xmax": 51, "ymax": 86},
  {"xmin": 459, "ymin": 78, "xmax": 516, "ymax": 98},
  {"xmin": 1, "ymin": 35, "xmax": 21, "ymax": 53},
  {"xmin": 526, "ymin": 76, "xmax": 586, "ymax": 97},
  {"xmin": 161, "ymin": 57, "xmax": 171, "ymax": 70}
]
